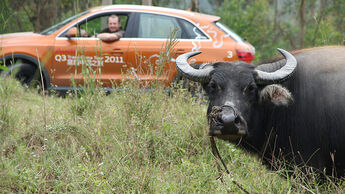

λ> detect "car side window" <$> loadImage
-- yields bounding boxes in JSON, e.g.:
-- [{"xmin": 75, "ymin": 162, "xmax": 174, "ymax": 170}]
[
  {"xmin": 63, "ymin": 14, "xmax": 128, "ymax": 38},
  {"xmin": 81, "ymin": 14, "xmax": 128, "ymax": 37},
  {"xmin": 138, "ymin": 13, "xmax": 182, "ymax": 39},
  {"xmin": 178, "ymin": 19, "xmax": 208, "ymax": 39}
]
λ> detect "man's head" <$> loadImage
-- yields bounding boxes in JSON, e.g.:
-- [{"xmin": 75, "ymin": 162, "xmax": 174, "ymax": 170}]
[{"xmin": 107, "ymin": 15, "xmax": 121, "ymax": 32}]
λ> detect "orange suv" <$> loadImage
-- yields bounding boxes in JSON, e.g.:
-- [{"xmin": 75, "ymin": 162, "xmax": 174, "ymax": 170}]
[{"xmin": 0, "ymin": 5, "xmax": 255, "ymax": 92}]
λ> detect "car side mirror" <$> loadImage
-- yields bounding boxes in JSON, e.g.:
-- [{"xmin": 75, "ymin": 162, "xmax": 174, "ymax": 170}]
[{"xmin": 66, "ymin": 27, "xmax": 78, "ymax": 38}]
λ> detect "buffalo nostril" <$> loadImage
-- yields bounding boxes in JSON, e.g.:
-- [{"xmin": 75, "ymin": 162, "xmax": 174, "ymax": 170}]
[
  {"xmin": 221, "ymin": 114, "xmax": 236, "ymax": 125},
  {"xmin": 234, "ymin": 116, "xmax": 241, "ymax": 125}
]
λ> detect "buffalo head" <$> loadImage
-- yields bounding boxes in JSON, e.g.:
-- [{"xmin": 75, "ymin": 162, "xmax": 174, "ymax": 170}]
[{"xmin": 176, "ymin": 49, "xmax": 297, "ymax": 141}]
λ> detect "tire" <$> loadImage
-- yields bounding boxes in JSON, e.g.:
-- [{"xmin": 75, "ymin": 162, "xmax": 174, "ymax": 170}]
[{"xmin": 1, "ymin": 62, "xmax": 41, "ymax": 88}]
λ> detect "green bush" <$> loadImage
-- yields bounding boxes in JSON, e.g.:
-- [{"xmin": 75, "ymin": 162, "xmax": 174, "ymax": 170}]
[{"xmin": 216, "ymin": 0, "xmax": 345, "ymax": 61}]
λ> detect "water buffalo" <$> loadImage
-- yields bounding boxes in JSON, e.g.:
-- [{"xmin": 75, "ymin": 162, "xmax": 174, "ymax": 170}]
[{"xmin": 176, "ymin": 46, "xmax": 345, "ymax": 177}]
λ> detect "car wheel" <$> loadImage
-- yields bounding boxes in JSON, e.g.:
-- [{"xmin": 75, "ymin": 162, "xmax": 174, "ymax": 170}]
[{"xmin": 1, "ymin": 62, "xmax": 41, "ymax": 88}]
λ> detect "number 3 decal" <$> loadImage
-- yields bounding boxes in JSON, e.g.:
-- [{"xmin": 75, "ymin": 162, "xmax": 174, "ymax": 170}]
[{"xmin": 227, "ymin": 51, "xmax": 233, "ymax": 58}]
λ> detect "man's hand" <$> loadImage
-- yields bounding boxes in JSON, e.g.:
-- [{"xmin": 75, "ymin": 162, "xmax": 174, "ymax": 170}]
[{"xmin": 81, "ymin": 29, "xmax": 89, "ymax": 37}]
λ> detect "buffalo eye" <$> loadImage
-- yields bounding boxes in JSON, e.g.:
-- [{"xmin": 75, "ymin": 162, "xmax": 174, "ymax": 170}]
[
  {"xmin": 243, "ymin": 82, "xmax": 257, "ymax": 95},
  {"xmin": 208, "ymin": 80, "xmax": 220, "ymax": 92}
]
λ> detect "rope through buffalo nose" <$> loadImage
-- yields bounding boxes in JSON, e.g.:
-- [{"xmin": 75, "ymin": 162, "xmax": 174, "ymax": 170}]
[
  {"xmin": 209, "ymin": 105, "xmax": 237, "ymax": 122},
  {"xmin": 210, "ymin": 136, "xmax": 249, "ymax": 193}
]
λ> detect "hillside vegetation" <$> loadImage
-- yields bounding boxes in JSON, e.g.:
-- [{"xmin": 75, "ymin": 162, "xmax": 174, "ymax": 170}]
[{"xmin": 1, "ymin": 77, "xmax": 344, "ymax": 193}]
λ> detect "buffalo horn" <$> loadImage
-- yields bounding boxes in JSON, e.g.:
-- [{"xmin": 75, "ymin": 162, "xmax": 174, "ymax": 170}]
[
  {"xmin": 255, "ymin": 48, "xmax": 297, "ymax": 85},
  {"xmin": 176, "ymin": 51, "xmax": 213, "ymax": 83}
]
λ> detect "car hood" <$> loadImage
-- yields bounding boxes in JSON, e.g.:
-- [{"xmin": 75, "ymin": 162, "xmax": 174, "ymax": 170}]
[
  {"xmin": 0, "ymin": 32, "xmax": 42, "ymax": 39},
  {"xmin": 0, "ymin": 32, "xmax": 50, "ymax": 46},
  {"xmin": 0, "ymin": 32, "xmax": 44, "ymax": 42}
]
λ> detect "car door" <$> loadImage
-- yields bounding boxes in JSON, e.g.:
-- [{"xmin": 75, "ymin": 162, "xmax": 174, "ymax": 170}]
[
  {"xmin": 126, "ymin": 12, "xmax": 212, "ymax": 86},
  {"xmin": 52, "ymin": 12, "xmax": 131, "ymax": 88}
]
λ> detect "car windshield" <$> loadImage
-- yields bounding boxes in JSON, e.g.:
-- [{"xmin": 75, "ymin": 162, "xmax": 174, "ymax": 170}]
[
  {"xmin": 214, "ymin": 22, "xmax": 244, "ymax": 42},
  {"xmin": 40, "ymin": 10, "xmax": 90, "ymax": 35}
]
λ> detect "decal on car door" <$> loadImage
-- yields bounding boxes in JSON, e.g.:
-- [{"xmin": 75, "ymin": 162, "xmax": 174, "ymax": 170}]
[{"xmin": 54, "ymin": 54, "xmax": 124, "ymax": 67}]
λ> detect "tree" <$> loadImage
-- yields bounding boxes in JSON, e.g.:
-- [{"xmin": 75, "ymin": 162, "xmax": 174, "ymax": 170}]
[
  {"xmin": 102, "ymin": 0, "xmax": 112, "ymax": 5},
  {"xmin": 142, "ymin": 0, "xmax": 152, "ymax": 5},
  {"xmin": 190, "ymin": 0, "xmax": 199, "ymax": 12},
  {"xmin": 299, "ymin": 0, "xmax": 305, "ymax": 48},
  {"xmin": 0, "ymin": 0, "xmax": 102, "ymax": 33}
]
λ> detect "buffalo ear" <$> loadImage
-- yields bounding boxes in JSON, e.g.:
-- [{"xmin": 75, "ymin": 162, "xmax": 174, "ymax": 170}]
[{"xmin": 259, "ymin": 84, "xmax": 293, "ymax": 106}]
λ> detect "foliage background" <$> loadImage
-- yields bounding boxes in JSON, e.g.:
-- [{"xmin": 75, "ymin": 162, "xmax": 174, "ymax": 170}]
[{"xmin": 0, "ymin": 0, "xmax": 344, "ymax": 60}]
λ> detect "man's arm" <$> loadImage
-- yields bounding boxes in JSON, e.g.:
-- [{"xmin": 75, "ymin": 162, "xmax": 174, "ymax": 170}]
[
  {"xmin": 97, "ymin": 30, "xmax": 125, "ymax": 42},
  {"xmin": 97, "ymin": 33, "xmax": 119, "ymax": 42}
]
